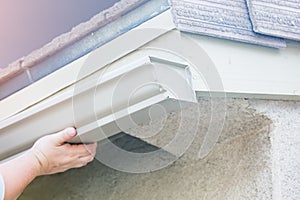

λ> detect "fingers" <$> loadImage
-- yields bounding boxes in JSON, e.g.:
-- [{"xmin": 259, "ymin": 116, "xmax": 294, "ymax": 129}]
[
  {"xmin": 78, "ymin": 154, "xmax": 95, "ymax": 166},
  {"xmin": 64, "ymin": 143, "xmax": 97, "ymax": 158},
  {"xmin": 61, "ymin": 151, "xmax": 95, "ymax": 170},
  {"xmin": 33, "ymin": 127, "xmax": 97, "ymax": 175},
  {"xmin": 50, "ymin": 127, "xmax": 77, "ymax": 145},
  {"xmin": 84, "ymin": 143, "xmax": 97, "ymax": 156}
]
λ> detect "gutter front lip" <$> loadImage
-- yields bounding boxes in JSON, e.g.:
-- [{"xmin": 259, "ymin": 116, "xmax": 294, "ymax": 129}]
[{"xmin": 0, "ymin": 55, "xmax": 197, "ymax": 160}]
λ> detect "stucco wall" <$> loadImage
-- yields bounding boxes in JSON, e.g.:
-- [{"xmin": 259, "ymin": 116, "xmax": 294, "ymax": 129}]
[
  {"xmin": 19, "ymin": 98, "xmax": 299, "ymax": 200},
  {"xmin": 251, "ymin": 100, "xmax": 300, "ymax": 200}
]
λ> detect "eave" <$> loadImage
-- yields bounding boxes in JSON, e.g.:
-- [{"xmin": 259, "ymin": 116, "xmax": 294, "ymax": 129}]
[{"xmin": 0, "ymin": 2, "xmax": 299, "ymax": 160}]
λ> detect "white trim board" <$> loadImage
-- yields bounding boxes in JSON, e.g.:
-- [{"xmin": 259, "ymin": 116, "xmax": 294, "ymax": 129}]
[
  {"xmin": 113, "ymin": 31, "xmax": 300, "ymax": 101},
  {"xmin": 187, "ymin": 34, "xmax": 300, "ymax": 99}
]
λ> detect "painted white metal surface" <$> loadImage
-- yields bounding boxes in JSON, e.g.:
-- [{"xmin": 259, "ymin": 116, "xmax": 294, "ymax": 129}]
[{"xmin": 0, "ymin": 56, "xmax": 197, "ymax": 160}]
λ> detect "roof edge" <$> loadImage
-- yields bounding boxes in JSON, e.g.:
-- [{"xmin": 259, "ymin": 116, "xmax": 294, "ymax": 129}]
[
  {"xmin": 0, "ymin": 0, "xmax": 170, "ymax": 100},
  {"xmin": 0, "ymin": 0, "xmax": 150, "ymax": 84}
]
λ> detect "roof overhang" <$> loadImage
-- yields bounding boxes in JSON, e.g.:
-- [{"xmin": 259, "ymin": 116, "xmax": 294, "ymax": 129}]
[{"xmin": 1, "ymin": 8, "xmax": 300, "ymax": 160}]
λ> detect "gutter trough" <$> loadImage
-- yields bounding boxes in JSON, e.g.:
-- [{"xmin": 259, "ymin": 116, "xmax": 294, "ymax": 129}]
[{"xmin": 0, "ymin": 56, "xmax": 197, "ymax": 160}]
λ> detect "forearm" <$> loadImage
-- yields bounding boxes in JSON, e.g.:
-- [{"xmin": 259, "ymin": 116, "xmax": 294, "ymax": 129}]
[
  {"xmin": 0, "ymin": 150, "xmax": 40, "ymax": 200},
  {"xmin": 0, "ymin": 127, "xmax": 96, "ymax": 200}
]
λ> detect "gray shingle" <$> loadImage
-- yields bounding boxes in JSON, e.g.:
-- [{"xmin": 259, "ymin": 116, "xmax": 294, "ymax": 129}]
[
  {"xmin": 170, "ymin": 0, "xmax": 286, "ymax": 48},
  {"xmin": 246, "ymin": 0, "xmax": 300, "ymax": 41}
]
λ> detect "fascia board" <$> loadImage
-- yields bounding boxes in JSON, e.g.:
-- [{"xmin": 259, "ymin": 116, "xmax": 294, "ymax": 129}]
[
  {"xmin": 187, "ymin": 34, "xmax": 300, "ymax": 99},
  {"xmin": 0, "ymin": 55, "xmax": 196, "ymax": 160},
  {"xmin": 0, "ymin": 10, "xmax": 176, "ymax": 122},
  {"xmin": 139, "ymin": 30, "xmax": 300, "ymax": 100}
]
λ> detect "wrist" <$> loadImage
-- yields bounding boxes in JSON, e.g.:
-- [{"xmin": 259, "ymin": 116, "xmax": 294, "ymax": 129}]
[{"xmin": 25, "ymin": 149, "xmax": 45, "ymax": 177}]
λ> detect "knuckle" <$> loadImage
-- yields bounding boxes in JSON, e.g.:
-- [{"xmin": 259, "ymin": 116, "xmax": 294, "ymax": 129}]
[
  {"xmin": 89, "ymin": 155, "xmax": 94, "ymax": 162},
  {"xmin": 69, "ymin": 151, "xmax": 76, "ymax": 158},
  {"xmin": 80, "ymin": 162, "xmax": 88, "ymax": 167},
  {"xmin": 89, "ymin": 157, "xmax": 94, "ymax": 162}
]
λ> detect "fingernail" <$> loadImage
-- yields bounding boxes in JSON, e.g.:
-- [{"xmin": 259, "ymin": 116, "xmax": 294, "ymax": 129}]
[{"xmin": 66, "ymin": 127, "xmax": 76, "ymax": 136}]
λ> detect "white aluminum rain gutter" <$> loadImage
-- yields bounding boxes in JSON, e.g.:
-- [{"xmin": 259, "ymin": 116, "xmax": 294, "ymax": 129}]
[
  {"xmin": 0, "ymin": 55, "xmax": 197, "ymax": 160},
  {"xmin": 0, "ymin": 10, "xmax": 178, "ymax": 160}
]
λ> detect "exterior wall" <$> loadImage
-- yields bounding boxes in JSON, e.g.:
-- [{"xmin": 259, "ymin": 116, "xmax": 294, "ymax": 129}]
[
  {"xmin": 251, "ymin": 100, "xmax": 300, "ymax": 200},
  {"xmin": 19, "ymin": 99, "xmax": 300, "ymax": 200}
]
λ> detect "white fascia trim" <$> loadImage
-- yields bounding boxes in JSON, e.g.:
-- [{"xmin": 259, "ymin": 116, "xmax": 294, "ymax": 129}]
[
  {"xmin": 141, "ymin": 30, "xmax": 300, "ymax": 100},
  {"xmin": 186, "ymin": 34, "xmax": 300, "ymax": 100}
]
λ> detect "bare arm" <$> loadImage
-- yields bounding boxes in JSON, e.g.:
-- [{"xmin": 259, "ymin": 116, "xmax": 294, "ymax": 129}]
[{"xmin": 0, "ymin": 127, "xmax": 97, "ymax": 200}]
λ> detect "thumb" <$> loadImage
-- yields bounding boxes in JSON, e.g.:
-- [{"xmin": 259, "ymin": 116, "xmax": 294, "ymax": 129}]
[{"xmin": 51, "ymin": 127, "xmax": 77, "ymax": 145}]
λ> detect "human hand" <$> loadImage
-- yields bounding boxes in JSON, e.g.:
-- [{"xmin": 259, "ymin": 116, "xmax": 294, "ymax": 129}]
[{"xmin": 29, "ymin": 127, "xmax": 97, "ymax": 176}]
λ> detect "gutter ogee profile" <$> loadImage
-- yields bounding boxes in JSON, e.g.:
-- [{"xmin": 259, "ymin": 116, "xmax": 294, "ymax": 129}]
[{"xmin": 0, "ymin": 56, "xmax": 197, "ymax": 160}]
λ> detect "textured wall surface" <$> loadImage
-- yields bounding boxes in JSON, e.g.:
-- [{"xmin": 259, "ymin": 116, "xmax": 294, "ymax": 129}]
[
  {"xmin": 18, "ymin": 98, "xmax": 300, "ymax": 200},
  {"xmin": 251, "ymin": 100, "xmax": 300, "ymax": 200}
]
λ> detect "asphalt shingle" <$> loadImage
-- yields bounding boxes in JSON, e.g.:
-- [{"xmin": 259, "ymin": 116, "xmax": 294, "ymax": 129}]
[
  {"xmin": 170, "ymin": 0, "xmax": 286, "ymax": 48},
  {"xmin": 246, "ymin": 0, "xmax": 300, "ymax": 41}
]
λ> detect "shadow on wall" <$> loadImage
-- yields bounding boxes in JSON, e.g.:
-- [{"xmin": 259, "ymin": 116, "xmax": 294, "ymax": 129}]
[{"xmin": 20, "ymin": 98, "xmax": 272, "ymax": 200}]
